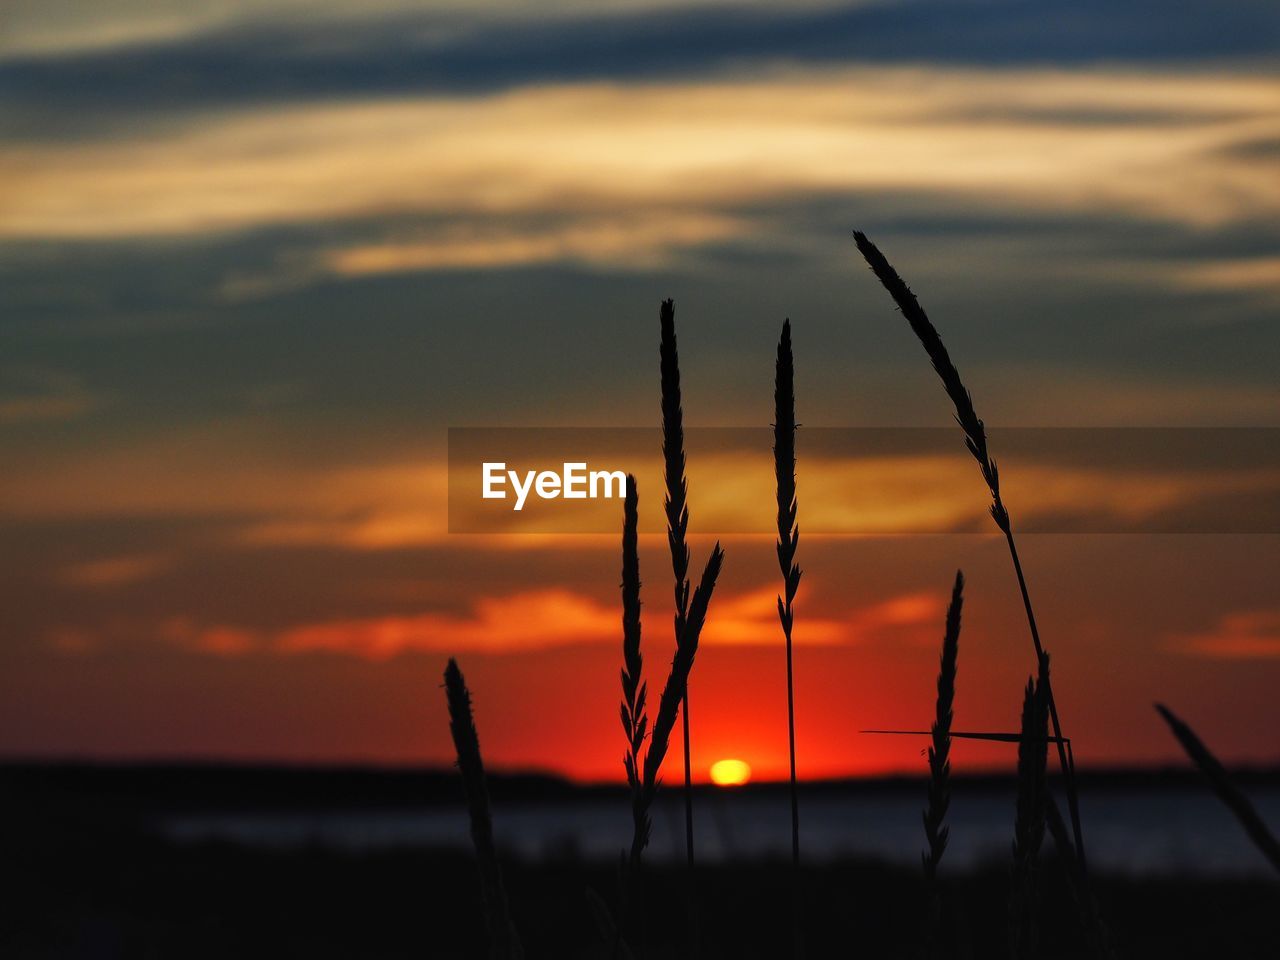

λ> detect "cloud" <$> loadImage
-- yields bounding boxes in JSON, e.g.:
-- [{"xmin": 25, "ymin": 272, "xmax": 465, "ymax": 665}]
[
  {"xmin": 60, "ymin": 554, "xmax": 170, "ymax": 588},
  {"xmin": 1172, "ymin": 256, "xmax": 1280, "ymax": 303},
  {"xmin": 160, "ymin": 617, "xmax": 259, "ymax": 657},
  {"xmin": 450, "ymin": 434, "xmax": 1280, "ymax": 536},
  {"xmin": 0, "ymin": 422, "xmax": 450, "ymax": 546},
  {"xmin": 0, "ymin": 370, "xmax": 97, "ymax": 424},
  {"xmin": 274, "ymin": 588, "xmax": 616, "ymax": 658},
  {"xmin": 3, "ymin": 67, "xmax": 1277, "ymax": 251},
  {"xmin": 1170, "ymin": 611, "xmax": 1280, "ymax": 660},
  {"xmin": 154, "ymin": 588, "xmax": 622, "ymax": 659},
  {"xmin": 0, "ymin": 0, "xmax": 854, "ymax": 59},
  {"xmin": 321, "ymin": 211, "xmax": 744, "ymax": 277},
  {"xmin": 150, "ymin": 584, "xmax": 943, "ymax": 659},
  {"xmin": 5, "ymin": 419, "xmax": 1275, "ymax": 540},
  {"xmin": 2, "ymin": 0, "xmax": 1272, "ymax": 113},
  {"xmin": 700, "ymin": 586, "xmax": 846, "ymax": 645}
]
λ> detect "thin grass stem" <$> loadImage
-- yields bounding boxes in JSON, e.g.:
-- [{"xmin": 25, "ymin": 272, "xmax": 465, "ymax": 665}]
[
  {"xmin": 922, "ymin": 571, "xmax": 964, "ymax": 954},
  {"xmin": 774, "ymin": 318, "xmax": 804, "ymax": 957},
  {"xmin": 444, "ymin": 658, "xmax": 524, "ymax": 960}
]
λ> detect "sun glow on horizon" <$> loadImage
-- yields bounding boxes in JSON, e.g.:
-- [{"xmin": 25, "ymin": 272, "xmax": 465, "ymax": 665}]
[{"xmin": 709, "ymin": 758, "xmax": 752, "ymax": 787}]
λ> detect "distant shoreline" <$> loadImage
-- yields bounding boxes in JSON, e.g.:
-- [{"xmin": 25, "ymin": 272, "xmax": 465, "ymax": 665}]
[{"xmin": 4, "ymin": 759, "xmax": 1280, "ymax": 814}]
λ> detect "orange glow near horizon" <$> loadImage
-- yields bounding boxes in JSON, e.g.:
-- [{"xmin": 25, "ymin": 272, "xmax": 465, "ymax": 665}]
[{"xmin": 16, "ymin": 535, "xmax": 1280, "ymax": 778}]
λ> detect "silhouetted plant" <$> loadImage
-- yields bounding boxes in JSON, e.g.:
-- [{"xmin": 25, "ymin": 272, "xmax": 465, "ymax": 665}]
[
  {"xmin": 616, "ymin": 474, "xmax": 649, "ymax": 949},
  {"xmin": 922, "ymin": 570, "xmax": 964, "ymax": 955},
  {"xmin": 853, "ymin": 230, "xmax": 1088, "ymax": 874},
  {"xmin": 774, "ymin": 318, "xmax": 804, "ymax": 957},
  {"xmin": 1010, "ymin": 656, "xmax": 1050, "ymax": 960},
  {"xmin": 630, "ymin": 542, "xmax": 725, "ymax": 870},
  {"xmin": 444, "ymin": 658, "xmax": 524, "ymax": 960},
  {"xmin": 620, "ymin": 475, "xmax": 648, "ymax": 857},
  {"xmin": 1156, "ymin": 703, "xmax": 1280, "ymax": 874},
  {"xmin": 659, "ymin": 299, "xmax": 697, "ymax": 860}
]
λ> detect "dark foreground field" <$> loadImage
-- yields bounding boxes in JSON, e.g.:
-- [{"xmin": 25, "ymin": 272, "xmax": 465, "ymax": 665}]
[{"xmin": 1, "ymin": 764, "xmax": 1276, "ymax": 958}]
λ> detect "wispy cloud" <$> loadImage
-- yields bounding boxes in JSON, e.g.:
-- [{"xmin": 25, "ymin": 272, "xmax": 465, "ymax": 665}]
[
  {"xmin": 152, "ymin": 584, "xmax": 942, "ymax": 659},
  {"xmin": 321, "ymin": 211, "xmax": 744, "ymax": 277},
  {"xmin": 451, "ymin": 438, "xmax": 1280, "ymax": 536},
  {"xmin": 60, "ymin": 553, "xmax": 170, "ymax": 588},
  {"xmin": 4, "ymin": 68, "xmax": 1276, "ymax": 253},
  {"xmin": 700, "ymin": 586, "xmax": 846, "ymax": 645},
  {"xmin": 0, "ymin": 423, "xmax": 450, "ymax": 548},
  {"xmin": 0, "ymin": 370, "xmax": 97, "ymax": 424},
  {"xmin": 1172, "ymin": 256, "xmax": 1280, "ymax": 303},
  {"xmin": 1170, "ymin": 611, "xmax": 1280, "ymax": 660},
  {"xmin": 0, "ymin": 0, "xmax": 853, "ymax": 58}
]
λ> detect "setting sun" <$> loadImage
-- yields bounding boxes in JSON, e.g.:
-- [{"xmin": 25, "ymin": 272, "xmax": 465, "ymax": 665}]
[{"xmin": 709, "ymin": 758, "xmax": 752, "ymax": 787}]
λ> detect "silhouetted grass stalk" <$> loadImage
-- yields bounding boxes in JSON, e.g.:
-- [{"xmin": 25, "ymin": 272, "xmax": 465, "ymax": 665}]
[
  {"xmin": 774, "ymin": 319, "xmax": 803, "ymax": 957},
  {"xmin": 922, "ymin": 570, "xmax": 964, "ymax": 954},
  {"xmin": 1156, "ymin": 703, "xmax": 1280, "ymax": 874},
  {"xmin": 629, "ymin": 543, "xmax": 726, "ymax": 870},
  {"xmin": 852, "ymin": 230, "xmax": 1088, "ymax": 874},
  {"xmin": 618, "ymin": 474, "xmax": 648, "ymax": 945},
  {"xmin": 444, "ymin": 658, "xmax": 524, "ymax": 960},
  {"xmin": 659, "ymin": 298, "xmax": 697, "ymax": 876},
  {"xmin": 620, "ymin": 475, "xmax": 648, "ymax": 847},
  {"xmin": 1010, "ymin": 655, "xmax": 1050, "ymax": 960}
]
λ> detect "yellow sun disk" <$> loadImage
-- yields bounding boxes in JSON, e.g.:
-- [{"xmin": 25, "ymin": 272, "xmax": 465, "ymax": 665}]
[{"xmin": 709, "ymin": 758, "xmax": 752, "ymax": 786}]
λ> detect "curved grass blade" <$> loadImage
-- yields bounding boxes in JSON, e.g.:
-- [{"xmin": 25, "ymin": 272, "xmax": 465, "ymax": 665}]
[{"xmin": 1156, "ymin": 703, "xmax": 1280, "ymax": 874}]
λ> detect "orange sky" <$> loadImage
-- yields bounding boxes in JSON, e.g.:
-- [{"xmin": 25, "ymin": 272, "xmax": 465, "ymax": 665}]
[{"xmin": 5, "ymin": 527, "xmax": 1277, "ymax": 781}]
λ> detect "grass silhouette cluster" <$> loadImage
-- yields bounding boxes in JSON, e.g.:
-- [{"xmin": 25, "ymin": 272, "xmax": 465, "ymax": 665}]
[{"xmin": 442, "ymin": 237, "xmax": 1280, "ymax": 958}]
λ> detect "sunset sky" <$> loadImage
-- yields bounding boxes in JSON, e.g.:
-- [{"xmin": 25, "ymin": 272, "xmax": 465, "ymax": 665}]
[{"xmin": 1, "ymin": 0, "xmax": 1277, "ymax": 782}]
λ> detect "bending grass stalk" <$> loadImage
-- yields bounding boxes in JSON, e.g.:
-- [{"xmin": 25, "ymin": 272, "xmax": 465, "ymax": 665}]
[
  {"xmin": 1156, "ymin": 703, "xmax": 1280, "ymax": 874},
  {"xmin": 1010, "ymin": 656, "xmax": 1050, "ymax": 960},
  {"xmin": 444, "ymin": 658, "xmax": 524, "ymax": 960},
  {"xmin": 629, "ymin": 543, "xmax": 726, "ymax": 868},
  {"xmin": 852, "ymin": 229, "xmax": 1088, "ymax": 873},
  {"xmin": 659, "ymin": 298, "xmax": 697, "ymax": 872},
  {"xmin": 922, "ymin": 571, "xmax": 964, "ymax": 953},
  {"xmin": 774, "ymin": 319, "xmax": 803, "ymax": 956}
]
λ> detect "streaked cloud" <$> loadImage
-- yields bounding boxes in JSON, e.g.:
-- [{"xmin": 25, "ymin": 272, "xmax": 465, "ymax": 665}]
[
  {"xmin": 4, "ymin": 68, "xmax": 1277, "ymax": 255},
  {"xmin": 60, "ymin": 554, "xmax": 171, "ymax": 588},
  {"xmin": 4, "ymin": 421, "xmax": 1275, "ymax": 544},
  {"xmin": 3, "ymin": 0, "xmax": 1271, "ymax": 119},
  {"xmin": 273, "ymin": 588, "xmax": 616, "ymax": 658},
  {"xmin": 149, "ymin": 583, "xmax": 943, "ymax": 659},
  {"xmin": 0, "ymin": 0, "xmax": 853, "ymax": 58},
  {"xmin": 0, "ymin": 424, "xmax": 445, "ymax": 537},
  {"xmin": 700, "ymin": 586, "xmax": 846, "ymax": 646},
  {"xmin": 322, "ymin": 212, "xmax": 744, "ymax": 277},
  {"xmin": 0, "ymin": 370, "xmax": 97, "ymax": 424},
  {"xmin": 1172, "ymin": 256, "xmax": 1280, "ymax": 302},
  {"xmin": 451, "ymin": 437, "xmax": 1280, "ymax": 536},
  {"xmin": 1171, "ymin": 611, "xmax": 1280, "ymax": 660}
]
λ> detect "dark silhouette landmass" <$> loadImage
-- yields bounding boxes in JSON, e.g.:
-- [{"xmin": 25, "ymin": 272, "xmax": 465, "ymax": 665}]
[
  {"xmin": 2, "ymin": 762, "xmax": 1280, "ymax": 957},
  {"xmin": 2, "ymin": 762, "xmax": 1277, "ymax": 957},
  {"xmin": 5, "ymin": 760, "xmax": 1280, "ymax": 812}
]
